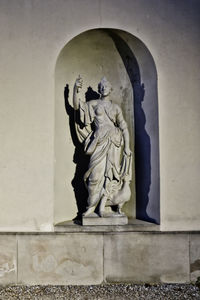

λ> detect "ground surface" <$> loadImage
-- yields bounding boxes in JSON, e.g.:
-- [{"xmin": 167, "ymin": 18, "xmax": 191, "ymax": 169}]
[{"xmin": 0, "ymin": 284, "xmax": 199, "ymax": 299}]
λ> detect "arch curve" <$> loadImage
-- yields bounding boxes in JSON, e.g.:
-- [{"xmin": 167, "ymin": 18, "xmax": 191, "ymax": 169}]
[{"xmin": 54, "ymin": 28, "xmax": 160, "ymax": 224}]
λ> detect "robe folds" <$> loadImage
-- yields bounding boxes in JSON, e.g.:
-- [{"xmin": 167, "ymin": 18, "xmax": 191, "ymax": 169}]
[{"xmin": 75, "ymin": 98, "xmax": 132, "ymax": 207}]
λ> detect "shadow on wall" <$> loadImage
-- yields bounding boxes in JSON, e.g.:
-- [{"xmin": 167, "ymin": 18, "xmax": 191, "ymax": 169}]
[
  {"xmin": 108, "ymin": 30, "xmax": 157, "ymax": 224},
  {"xmin": 64, "ymin": 85, "xmax": 100, "ymax": 221}
]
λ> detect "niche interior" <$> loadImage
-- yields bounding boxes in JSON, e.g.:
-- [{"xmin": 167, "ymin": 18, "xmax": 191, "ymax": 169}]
[{"xmin": 54, "ymin": 29, "xmax": 160, "ymax": 225}]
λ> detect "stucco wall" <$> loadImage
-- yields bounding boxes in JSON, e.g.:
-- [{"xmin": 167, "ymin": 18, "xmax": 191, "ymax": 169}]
[{"xmin": 0, "ymin": 0, "xmax": 200, "ymax": 231}]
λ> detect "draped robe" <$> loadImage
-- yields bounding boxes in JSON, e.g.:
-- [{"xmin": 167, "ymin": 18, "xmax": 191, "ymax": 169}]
[{"xmin": 75, "ymin": 98, "xmax": 132, "ymax": 207}]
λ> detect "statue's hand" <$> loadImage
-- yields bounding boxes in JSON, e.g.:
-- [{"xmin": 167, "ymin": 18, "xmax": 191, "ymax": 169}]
[
  {"xmin": 74, "ymin": 75, "xmax": 83, "ymax": 92},
  {"xmin": 124, "ymin": 147, "xmax": 132, "ymax": 156}
]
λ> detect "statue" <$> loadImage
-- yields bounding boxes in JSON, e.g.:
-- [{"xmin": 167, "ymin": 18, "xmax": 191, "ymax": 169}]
[{"xmin": 73, "ymin": 76, "xmax": 132, "ymax": 219}]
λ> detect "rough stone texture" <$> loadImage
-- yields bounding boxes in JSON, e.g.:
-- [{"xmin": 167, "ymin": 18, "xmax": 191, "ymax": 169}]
[
  {"xmin": 190, "ymin": 234, "xmax": 200, "ymax": 283},
  {"xmin": 17, "ymin": 234, "xmax": 103, "ymax": 285},
  {"xmin": 104, "ymin": 233, "xmax": 190, "ymax": 283},
  {"xmin": 0, "ymin": 236, "xmax": 17, "ymax": 284},
  {"xmin": 0, "ymin": 284, "xmax": 199, "ymax": 300}
]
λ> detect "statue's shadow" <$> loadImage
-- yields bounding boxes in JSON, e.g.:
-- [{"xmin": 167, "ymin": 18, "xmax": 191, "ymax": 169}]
[
  {"xmin": 64, "ymin": 85, "xmax": 99, "ymax": 222},
  {"xmin": 108, "ymin": 30, "xmax": 156, "ymax": 223}
]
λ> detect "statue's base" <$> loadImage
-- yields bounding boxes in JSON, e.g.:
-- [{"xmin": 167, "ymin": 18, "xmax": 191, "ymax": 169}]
[{"xmin": 82, "ymin": 213, "xmax": 128, "ymax": 226}]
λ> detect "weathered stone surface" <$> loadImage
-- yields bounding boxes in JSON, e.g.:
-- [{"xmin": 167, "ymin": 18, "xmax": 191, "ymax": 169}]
[
  {"xmin": 82, "ymin": 214, "xmax": 128, "ymax": 226},
  {"xmin": 18, "ymin": 234, "xmax": 103, "ymax": 285},
  {"xmin": 104, "ymin": 233, "xmax": 189, "ymax": 283},
  {"xmin": 190, "ymin": 234, "xmax": 200, "ymax": 283},
  {"xmin": 0, "ymin": 236, "xmax": 17, "ymax": 284},
  {"xmin": 55, "ymin": 219, "xmax": 160, "ymax": 232}
]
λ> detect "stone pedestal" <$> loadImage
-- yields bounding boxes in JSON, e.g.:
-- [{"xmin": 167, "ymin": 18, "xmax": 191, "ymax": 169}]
[{"xmin": 82, "ymin": 213, "xmax": 128, "ymax": 226}]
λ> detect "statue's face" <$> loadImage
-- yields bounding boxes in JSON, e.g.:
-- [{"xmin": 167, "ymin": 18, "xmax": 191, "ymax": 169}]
[{"xmin": 99, "ymin": 83, "xmax": 111, "ymax": 97}]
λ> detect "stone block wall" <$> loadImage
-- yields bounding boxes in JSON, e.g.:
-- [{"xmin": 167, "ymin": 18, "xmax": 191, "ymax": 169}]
[{"xmin": 0, "ymin": 231, "xmax": 199, "ymax": 285}]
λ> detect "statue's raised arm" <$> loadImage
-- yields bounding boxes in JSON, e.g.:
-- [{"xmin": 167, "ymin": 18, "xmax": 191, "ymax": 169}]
[
  {"xmin": 73, "ymin": 75, "xmax": 83, "ymax": 110},
  {"xmin": 72, "ymin": 76, "xmax": 93, "ymax": 144}
]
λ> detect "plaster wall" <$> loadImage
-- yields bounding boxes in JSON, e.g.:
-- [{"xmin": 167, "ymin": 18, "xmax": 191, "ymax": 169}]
[{"xmin": 0, "ymin": 0, "xmax": 200, "ymax": 231}]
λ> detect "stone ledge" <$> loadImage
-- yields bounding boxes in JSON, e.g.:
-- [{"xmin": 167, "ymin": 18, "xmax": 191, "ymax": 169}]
[
  {"xmin": 54, "ymin": 218, "xmax": 160, "ymax": 233},
  {"xmin": 82, "ymin": 213, "xmax": 128, "ymax": 226}
]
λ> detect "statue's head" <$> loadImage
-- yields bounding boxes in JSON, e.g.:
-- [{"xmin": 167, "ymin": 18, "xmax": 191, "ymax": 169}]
[{"xmin": 98, "ymin": 77, "xmax": 112, "ymax": 97}]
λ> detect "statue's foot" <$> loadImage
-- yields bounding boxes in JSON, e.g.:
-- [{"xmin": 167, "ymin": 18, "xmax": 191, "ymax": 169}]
[
  {"xmin": 97, "ymin": 210, "xmax": 105, "ymax": 218},
  {"xmin": 97, "ymin": 196, "xmax": 107, "ymax": 218},
  {"xmin": 82, "ymin": 207, "xmax": 94, "ymax": 217},
  {"xmin": 118, "ymin": 211, "xmax": 125, "ymax": 216},
  {"xmin": 116, "ymin": 207, "xmax": 125, "ymax": 216}
]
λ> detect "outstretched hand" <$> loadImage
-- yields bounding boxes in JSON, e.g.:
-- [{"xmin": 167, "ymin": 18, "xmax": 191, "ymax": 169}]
[{"xmin": 74, "ymin": 75, "xmax": 83, "ymax": 92}]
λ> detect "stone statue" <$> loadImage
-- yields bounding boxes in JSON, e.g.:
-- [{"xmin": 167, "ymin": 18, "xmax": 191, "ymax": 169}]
[{"xmin": 73, "ymin": 76, "xmax": 132, "ymax": 218}]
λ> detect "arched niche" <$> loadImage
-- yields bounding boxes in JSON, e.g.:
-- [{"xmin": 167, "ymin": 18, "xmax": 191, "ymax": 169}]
[{"xmin": 54, "ymin": 29, "xmax": 160, "ymax": 225}]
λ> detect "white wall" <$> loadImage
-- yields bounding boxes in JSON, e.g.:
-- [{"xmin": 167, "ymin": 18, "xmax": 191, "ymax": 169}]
[{"xmin": 0, "ymin": 0, "xmax": 200, "ymax": 231}]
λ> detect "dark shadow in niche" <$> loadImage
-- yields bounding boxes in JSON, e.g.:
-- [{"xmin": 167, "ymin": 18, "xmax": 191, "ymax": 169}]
[
  {"xmin": 85, "ymin": 86, "xmax": 100, "ymax": 102},
  {"xmin": 64, "ymin": 84, "xmax": 99, "ymax": 223},
  {"xmin": 108, "ymin": 30, "xmax": 156, "ymax": 224}
]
